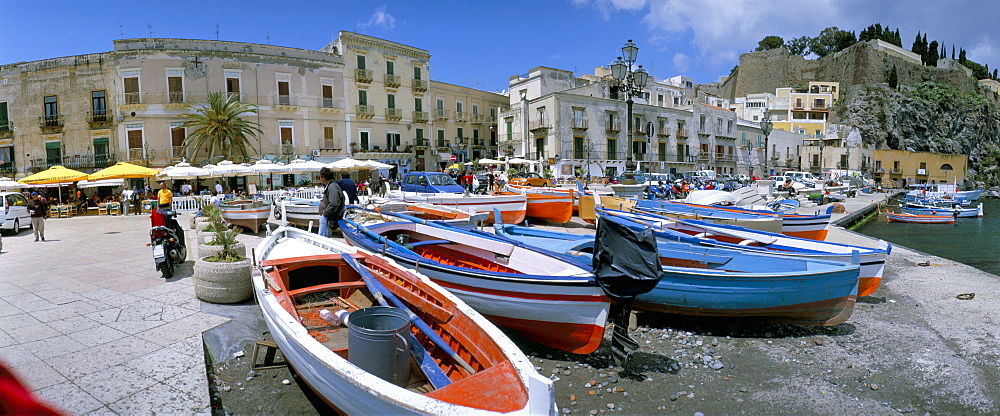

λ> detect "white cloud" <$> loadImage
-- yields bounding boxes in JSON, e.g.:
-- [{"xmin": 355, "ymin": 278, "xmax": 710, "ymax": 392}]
[
  {"xmin": 571, "ymin": 0, "xmax": 647, "ymax": 20},
  {"xmin": 672, "ymin": 52, "xmax": 690, "ymax": 73},
  {"xmin": 358, "ymin": 5, "xmax": 396, "ymax": 31},
  {"xmin": 968, "ymin": 36, "xmax": 998, "ymax": 67}
]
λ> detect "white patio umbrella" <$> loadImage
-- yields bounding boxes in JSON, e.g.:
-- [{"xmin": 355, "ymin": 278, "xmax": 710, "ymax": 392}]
[
  {"xmin": 361, "ymin": 160, "xmax": 393, "ymax": 169},
  {"xmin": 208, "ymin": 160, "xmax": 254, "ymax": 177},
  {"xmin": 327, "ymin": 158, "xmax": 367, "ymax": 171},
  {"xmin": 77, "ymin": 179, "xmax": 125, "ymax": 188},
  {"xmin": 251, "ymin": 159, "xmax": 286, "ymax": 174},
  {"xmin": 283, "ymin": 159, "xmax": 329, "ymax": 173},
  {"xmin": 477, "ymin": 158, "xmax": 504, "ymax": 165},
  {"xmin": 0, "ymin": 177, "xmax": 23, "ymax": 190},
  {"xmin": 157, "ymin": 162, "xmax": 210, "ymax": 180},
  {"xmin": 507, "ymin": 158, "xmax": 541, "ymax": 164}
]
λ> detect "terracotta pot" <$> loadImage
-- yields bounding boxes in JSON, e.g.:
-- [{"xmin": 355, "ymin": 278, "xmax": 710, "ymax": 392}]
[{"xmin": 194, "ymin": 256, "xmax": 252, "ymax": 304}]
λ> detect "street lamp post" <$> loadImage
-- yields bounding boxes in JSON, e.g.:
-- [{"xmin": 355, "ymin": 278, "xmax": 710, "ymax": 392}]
[
  {"xmin": 760, "ymin": 109, "xmax": 773, "ymax": 176},
  {"xmin": 609, "ymin": 39, "xmax": 649, "ymax": 184}
]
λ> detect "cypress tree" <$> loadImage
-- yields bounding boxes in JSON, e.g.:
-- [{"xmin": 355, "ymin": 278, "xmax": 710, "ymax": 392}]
[
  {"xmin": 921, "ymin": 34, "xmax": 929, "ymax": 64},
  {"xmin": 959, "ymin": 48, "xmax": 967, "ymax": 63},
  {"xmin": 894, "ymin": 29, "xmax": 901, "ymax": 46},
  {"xmin": 928, "ymin": 40, "xmax": 939, "ymax": 66},
  {"xmin": 912, "ymin": 32, "xmax": 924, "ymax": 61},
  {"xmin": 888, "ymin": 65, "xmax": 898, "ymax": 89}
]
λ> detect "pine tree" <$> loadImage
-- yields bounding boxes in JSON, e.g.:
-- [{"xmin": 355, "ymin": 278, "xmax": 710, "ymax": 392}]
[
  {"xmin": 941, "ymin": 44, "xmax": 946, "ymax": 61},
  {"xmin": 994, "ymin": 69, "xmax": 998, "ymax": 80}
]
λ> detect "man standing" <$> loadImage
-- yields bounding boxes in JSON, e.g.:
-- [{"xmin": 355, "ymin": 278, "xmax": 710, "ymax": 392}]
[
  {"xmin": 27, "ymin": 192, "xmax": 47, "ymax": 242},
  {"xmin": 214, "ymin": 181, "xmax": 224, "ymax": 195},
  {"xmin": 318, "ymin": 168, "xmax": 344, "ymax": 237},
  {"xmin": 337, "ymin": 173, "xmax": 359, "ymax": 204},
  {"xmin": 369, "ymin": 174, "xmax": 382, "ymax": 198},
  {"xmin": 121, "ymin": 187, "xmax": 134, "ymax": 215},
  {"xmin": 157, "ymin": 182, "xmax": 173, "ymax": 212}
]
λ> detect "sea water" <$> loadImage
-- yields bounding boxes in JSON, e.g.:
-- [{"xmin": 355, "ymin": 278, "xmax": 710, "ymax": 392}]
[{"xmin": 856, "ymin": 198, "xmax": 1000, "ymax": 276}]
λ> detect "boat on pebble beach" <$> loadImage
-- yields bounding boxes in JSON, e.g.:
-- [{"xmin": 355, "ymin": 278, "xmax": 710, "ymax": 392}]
[{"xmin": 253, "ymin": 226, "xmax": 556, "ymax": 415}]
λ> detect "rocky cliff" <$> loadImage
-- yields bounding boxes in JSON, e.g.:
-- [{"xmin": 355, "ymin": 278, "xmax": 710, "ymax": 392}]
[{"xmin": 840, "ymin": 82, "xmax": 1000, "ymax": 183}]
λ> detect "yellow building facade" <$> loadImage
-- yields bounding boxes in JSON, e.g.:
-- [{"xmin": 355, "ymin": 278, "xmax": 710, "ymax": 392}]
[{"xmin": 872, "ymin": 149, "xmax": 967, "ymax": 187}]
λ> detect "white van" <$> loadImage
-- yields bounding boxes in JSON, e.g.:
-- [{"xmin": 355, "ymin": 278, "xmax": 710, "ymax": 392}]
[
  {"xmin": 1, "ymin": 191, "xmax": 31, "ymax": 234},
  {"xmin": 682, "ymin": 170, "xmax": 717, "ymax": 180},
  {"xmin": 784, "ymin": 171, "xmax": 821, "ymax": 184}
]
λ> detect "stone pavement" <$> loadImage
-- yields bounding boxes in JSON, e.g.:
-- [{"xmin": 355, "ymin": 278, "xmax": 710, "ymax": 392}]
[{"xmin": 0, "ymin": 212, "xmax": 264, "ymax": 415}]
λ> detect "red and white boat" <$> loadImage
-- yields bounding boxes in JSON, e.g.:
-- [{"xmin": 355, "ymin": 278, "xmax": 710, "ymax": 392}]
[
  {"xmin": 498, "ymin": 190, "xmax": 573, "ymax": 224},
  {"xmin": 387, "ymin": 190, "xmax": 527, "ymax": 225},
  {"xmin": 220, "ymin": 199, "xmax": 271, "ymax": 232},
  {"xmin": 373, "ymin": 201, "xmax": 489, "ymax": 229},
  {"xmin": 254, "ymin": 226, "xmax": 556, "ymax": 414},
  {"xmin": 341, "ymin": 208, "xmax": 611, "ymax": 354}
]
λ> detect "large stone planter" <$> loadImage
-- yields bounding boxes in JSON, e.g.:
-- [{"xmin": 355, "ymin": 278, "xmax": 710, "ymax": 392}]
[
  {"xmin": 191, "ymin": 216, "xmax": 209, "ymax": 229},
  {"xmin": 198, "ymin": 241, "xmax": 246, "ymax": 260},
  {"xmin": 194, "ymin": 256, "xmax": 252, "ymax": 303}
]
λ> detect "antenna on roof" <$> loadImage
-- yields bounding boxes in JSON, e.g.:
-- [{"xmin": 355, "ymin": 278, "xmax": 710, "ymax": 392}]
[
  {"xmin": 146, "ymin": 23, "xmax": 154, "ymax": 38},
  {"xmin": 266, "ymin": 31, "xmax": 271, "ymax": 45},
  {"xmin": 215, "ymin": 24, "xmax": 220, "ymax": 40},
  {"xmin": 118, "ymin": 22, "xmax": 124, "ymax": 38}
]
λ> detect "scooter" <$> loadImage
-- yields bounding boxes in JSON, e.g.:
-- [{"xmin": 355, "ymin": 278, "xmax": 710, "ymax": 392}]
[{"xmin": 149, "ymin": 208, "xmax": 187, "ymax": 278}]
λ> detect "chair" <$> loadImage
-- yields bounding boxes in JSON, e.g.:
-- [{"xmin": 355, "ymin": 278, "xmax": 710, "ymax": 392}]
[
  {"xmin": 48, "ymin": 205, "xmax": 58, "ymax": 218},
  {"xmin": 109, "ymin": 202, "xmax": 121, "ymax": 216},
  {"xmin": 58, "ymin": 205, "xmax": 70, "ymax": 218},
  {"xmin": 98, "ymin": 203, "xmax": 109, "ymax": 216}
]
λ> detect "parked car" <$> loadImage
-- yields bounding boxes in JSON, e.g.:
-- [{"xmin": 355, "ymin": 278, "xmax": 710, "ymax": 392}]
[
  {"xmin": 648, "ymin": 173, "xmax": 682, "ymax": 185},
  {"xmin": 682, "ymin": 170, "xmax": 716, "ymax": 181},
  {"xmin": 509, "ymin": 172, "xmax": 554, "ymax": 187},
  {"xmin": 1, "ymin": 191, "xmax": 31, "ymax": 235},
  {"xmin": 784, "ymin": 171, "xmax": 821, "ymax": 185},
  {"xmin": 400, "ymin": 172, "xmax": 465, "ymax": 193}
]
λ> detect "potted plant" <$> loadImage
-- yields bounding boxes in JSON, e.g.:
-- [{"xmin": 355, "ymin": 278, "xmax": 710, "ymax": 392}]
[{"xmin": 194, "ymin": 208, "xmax": 252, "ymax": 304}]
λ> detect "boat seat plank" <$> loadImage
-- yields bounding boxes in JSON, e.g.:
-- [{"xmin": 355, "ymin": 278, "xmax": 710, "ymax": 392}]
[
  {"xmin": 288, "ymin": 281, "xmax": 367, "ymax": 297},
  {"xmin": 409, "ymin": 239, "xmax": 452, "ymax": 248},
  {"xmin": 383, "ymin": 279, "xmax": 454, "ymax": 323},
  {"xmin": 415, "ymin": 246, "xmax": 520, "ymax": 274}
]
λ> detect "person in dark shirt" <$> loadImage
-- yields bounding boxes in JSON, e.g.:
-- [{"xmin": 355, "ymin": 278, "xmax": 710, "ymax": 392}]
[
  {"xmin": 27, "ymin": 192, "xmax": 48, "ymax": 242},
  {"xmin": 337, "ymin": 173, "xmax": 359, "ymax": 204}
]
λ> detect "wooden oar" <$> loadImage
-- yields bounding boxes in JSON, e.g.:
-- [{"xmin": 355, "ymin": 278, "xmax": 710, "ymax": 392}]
[{"xmin": 342, "ymin": 254, "xmax": 477, "ymax": 376}]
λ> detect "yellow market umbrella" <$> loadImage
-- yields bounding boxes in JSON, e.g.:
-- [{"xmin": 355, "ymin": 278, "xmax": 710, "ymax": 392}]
[
  {"xmin": 18, "ymin": 165, "xmax": 88, "ymax": 185},
  {"xmin": 87, "ymin": 162, "xmax": 159, "ymax": 181}
]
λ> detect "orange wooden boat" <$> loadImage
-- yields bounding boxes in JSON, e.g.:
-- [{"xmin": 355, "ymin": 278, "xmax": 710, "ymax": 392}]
[
  {"xmin": 374, "ymin": 201, "xmax": 489, "ymax": 229},
  {"xmin": 498, "ymin": 191, "xmax": 573, "ymax": 223},
  {"xmin": 254, "ymin": 227, "xmax": 556, "ymax": 414}
]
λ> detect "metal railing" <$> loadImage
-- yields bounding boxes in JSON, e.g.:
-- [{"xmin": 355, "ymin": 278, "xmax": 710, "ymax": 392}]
[
  {"xmin": 455, "ymin": 111, "xmax": 469, "ymax": 122},
  {"xmin": 384, "ymin": 74, "xmax": 401, "ymax": 87},
  {"xmin": 414, "ymin": 138, "xmax": 430, "ymax": 147},
  {"xmin": 528, "ymin": 119, "xmax": 550, "ymax": 131},
  {"xmin": 356, "ymin": 105, "xmax": 375, "ymax": 116},
  {"xmin": 412, "ymin": 111, "xmax": 429, "ymax": 122},
  {"xmin": 0, "ymin": 120, "xmax": 11, "ymax": 132},
  {"xmin": 86, "ymin": 111, "xmax": 111, "ymax": 123},
  {"xmin": 321, "ymin": 97, "xmax": 345, "ymax": 109},
  {"xmin": 434, "ymin": 109, "xmax": 450, "ymax": 120},
  {"xmin": 322, "ymin": 140, "xmax": 338, "ymax": 150},
  {"xmin": 30, "ymin": 153, "xmax": 117, "ymax": 171},
  {"xmin": 37, "ymin": 115, "xmax": 64, "ymax": 128},
  {"xmin": 385, "ymin": 108, "xmax": 403, "ymax": 119},
  {"xmin": 676, "ymin": 129, "xmax": 689, "ymax": 139},
  {"xmin": 171, "ymin": 146, "xmax": 189, "ymax": 160},
  {"xmin": 123, "ymin": 92, "xmax": 142, "ymax": 105},
  {"xmin": 572, "ymin": 119, "xmax": 589, "ymax": 130},
  {"xmin": 412, "ymin": 79, "xmax": 428, "ymax": 91},
  {"xmin": 168, "ymin": 91, "xmax": 186, "ymax": 103},
  {"xmin": 274, "ymin": 94, "xmax": 295, "ymax": 106},
  {"xmin": 605, "ymin": 120, "xmax": 621, "ymax": 133},
  {"xmin": 657, "ymin": 127, "xmax": 671, "ymax": 137}
]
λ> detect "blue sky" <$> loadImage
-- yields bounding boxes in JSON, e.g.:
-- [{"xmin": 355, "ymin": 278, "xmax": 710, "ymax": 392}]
[{"xmin": 2, "ymin": 1, "xmax": 997, "ymax": 92}]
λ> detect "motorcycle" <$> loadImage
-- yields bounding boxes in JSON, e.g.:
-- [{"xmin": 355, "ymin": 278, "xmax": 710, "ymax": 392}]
[{"xmin": 149, "ymin": 208, "xmax": 187, "ymax": 278}]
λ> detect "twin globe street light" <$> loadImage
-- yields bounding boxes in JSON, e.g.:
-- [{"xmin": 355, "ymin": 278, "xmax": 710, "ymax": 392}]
[
  {"xmin": 609, "ymin": 40, "xmax": 649, "ymax": 183},
  {"xmin": 760, "ymin": 108, "xmax": 773, "ymax": 177}
]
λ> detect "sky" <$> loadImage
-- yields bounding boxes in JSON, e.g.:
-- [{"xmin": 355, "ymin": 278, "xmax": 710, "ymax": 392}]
[{"xmin": 1, "ymin": 0, "xmax": 998, "ymax": 92}]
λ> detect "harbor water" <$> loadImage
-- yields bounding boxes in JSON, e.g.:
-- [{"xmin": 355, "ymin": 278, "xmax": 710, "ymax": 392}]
[{"xmin": 856, "ymin": 197, "xmax": 1000, "ymax": 277}]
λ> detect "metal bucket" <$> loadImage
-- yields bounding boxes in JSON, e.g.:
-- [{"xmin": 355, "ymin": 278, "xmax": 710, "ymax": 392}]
[{"xmin": 347, "ymin": 306, "xmax": 411, "ymax": 386}]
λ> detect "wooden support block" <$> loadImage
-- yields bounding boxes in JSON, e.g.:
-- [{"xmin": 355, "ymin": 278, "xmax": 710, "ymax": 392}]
[{"xmin": 251, "ymin": 340, "xmax": 288, "ymax": 370}]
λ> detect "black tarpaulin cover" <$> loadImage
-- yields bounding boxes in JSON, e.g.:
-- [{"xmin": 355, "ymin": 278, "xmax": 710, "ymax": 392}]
[{"xmin": 592, "ymin": 214, "xmax": 662, "ymax": 301}]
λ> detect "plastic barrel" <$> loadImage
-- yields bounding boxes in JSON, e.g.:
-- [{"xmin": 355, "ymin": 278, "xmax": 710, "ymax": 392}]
[{"xmin": 347, "ymin": 306, "xmax": 411, "ymax": 386}]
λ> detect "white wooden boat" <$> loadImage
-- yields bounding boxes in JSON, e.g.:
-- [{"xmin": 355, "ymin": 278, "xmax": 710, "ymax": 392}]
[
  {"xmin": 373, "ymin": 201, "xmax": 488, "ymax": 229},
  {"xmin": 219, "ymin": 199, "xmax": 271, "ymax": 232},
  {"xmin": 254, "ymin": 227, "xmax": 556, "ymax": 414},
  {"xmin": 275, "ymin": 197, "xmax": 321, "ymax": 229},
  {"xmin": 386, "ymin": 190, "xmax": 527, "ymax": 224}
]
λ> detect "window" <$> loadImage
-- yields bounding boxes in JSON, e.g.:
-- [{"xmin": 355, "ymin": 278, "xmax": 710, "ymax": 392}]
[
  {"xmin": 226, "ymin": 77, "xmax": 240, "ymax": 101},
  {"xmin": 0, "ymin": 146, "xmax": 13, "ymax": 173},
  {"xmin": 0, "ymin": 102, "xmax": 7, "ymax": 131},
  {"xmin": 814, "ymin": 98, "xmax": 825, "ymax": 108},
  {"xmin": 673, "ymin": 97, "xmax": 680, "ymax": 106},
  {"xmin": 170, "ymin": 126, "xmax": 186, "ymax": 157},
  {"xmin": 277, "ymin": 80, "xmax": 290, "ymax": 105},
  {"xmin": 357, "ymin": 55, "xmax": 366, "ymax": 69},
  {"xmin": 919, "ymin": 162, "xmax": 927, "ymax": 169},
  {"xmin": 323, "ymin": 126, "xmax": 335, "ymax": 149},
  {"xmin": 456, "ymin": 102, "xmax": 463, "ymax": 113},
  {"xmin": 43, "ymin": 96, "xmax": 58, "ymax": 124},
  {"xmin": 607, "ymin": 138, "xmax": 617, "ymax": 160},
  {"xmin": 45, "ymin": 142, "xmax": 62, "ymax": 165},
  {"xmin": 280, "ymin": 124, "xmax": 293, "ymax": 146},
  {"xmin": 322, "ymin": 85, "xmax": 334, "ymax": 108},
  {"xmin": 168, "ymin": 76, "xmax": 183, "ymax": 103},
  {"xmin": 358, "ymin": 90, "xmax": 368, "ymax": 106},
  {"xmin": 93, "ymin": 138, "xmax": 109, "ymax": 164},
  {"xmin": 413, "ymin": 66, "xmax": 422, "ymax": 80},
  {"xmin": 941, "ymin": 163, "xmax": 954, "ymax": 171},
  {"xmin": 436, "ymin": 98, "xmax": 444, "ymax": 109},
  {"xmin": 472, "ymin": 104, "xmax": 479, "ymax": 115},
  {"xmin": 91, "ymin": 91, "xmax": 107, "ymax": 120},
  {"xmin": 457, "ymin": 128, "xmax": 464, "ymax": 143},
  {"xmin": 574, "ymin": 109, "xmax": 584, "ymax": 127},
  {"xmin": 386, "ymin": 61, "xmax": 394, "ymax": 75},
  {"xmin": 437, "ymin": 130, "xmax": 445, "ymax": 147},
  {"xmin": 506, "ymin": 121, "xmax": 513, "ymax": 142},
  {"xmin": 657, "ymin": 94, "xmax": 664, "ymax": 106},
  {"xmin": 727, "ymin": 120, "xmax": 733, "ymax": 134},
  {"xmin": 676, "ymin": 144, "xmax": 686, "ymax": 162},
  {"xmin": 658, "ymin": 142, "xmax": 667, "ymax": 161},
  {"xmin": 574, "ymin": 136, "xmax": 585, "ymax": 159},
  {"xmin": 414, "ymin": 98, "xmax": 422, "ymax": 112},
  {"xmin": 359, "ymin": 131, "xmax": 370, "ymax": 150},
  {"xmin": 126, "ymin": 126, "xmax": 143, "ymax": 159},
  {"xmin": 795, "ymin": 98, "xmax": 803, "ymax": 108},
  {"xmin": 124, "ymin": 77, "xmax": 140, "ymax": 104},
  {"xmin": 699, "ymin": 114, "xmax": 706, "ymax": 132},
  {"xmin": 387, "ymin": 93, "xmax": 395, "ymax": 109},
  {"xmin": 535, "ymin": 137, "xmax": 545, "ymax": 160},
  {"xmin": 416, "ymin": 128, "xmax": 424, "ymax": 145},
  {"xmin": 387, "ymin": 132, "xmax": 400, "ymax": 151}
]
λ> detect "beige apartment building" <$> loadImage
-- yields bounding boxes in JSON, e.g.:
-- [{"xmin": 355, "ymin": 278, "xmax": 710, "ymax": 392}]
[
  {"xmin": 0, "ymin": 32, "xmax": 505, "ymax": 180},
  {"xmin": 872, "ymin": 149, "xmax": 967, "ymax": 187}
]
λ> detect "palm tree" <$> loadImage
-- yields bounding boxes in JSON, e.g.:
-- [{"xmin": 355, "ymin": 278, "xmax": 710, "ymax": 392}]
[{"xmin": 180, "ymin": 92, "xmax": 263, "ymax": 163}]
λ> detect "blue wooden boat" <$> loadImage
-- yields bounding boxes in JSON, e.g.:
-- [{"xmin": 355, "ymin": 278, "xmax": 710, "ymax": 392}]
[
  {"xmin": 494, "ymin": 214, "xmax": 862, "ymax": 326},
  {"xmin": 339, "ymin": 208, "xmax": 610, "ymax": 354},
  {"xmin": 900, "ymin": 194, "xmax": 972, "ymax": 207},
  {"xmin": 634, "ymin": 199, "xmax": 831, "ymax": 240},
  {"xmin": 900, "ymin": 203, "xmax": 982, "ymax": 218}
]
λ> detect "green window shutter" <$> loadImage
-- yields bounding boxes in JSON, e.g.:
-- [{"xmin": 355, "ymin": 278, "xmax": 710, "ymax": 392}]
[
  {"xmin": 46, "ymin": 142, "xmax": 61, "ymax": 150},
  {"xmin": 413, "ymin": 67, "xmax": 421, "ymax": 80},
  {"xmin": 357, "ymin": 55, "xmax": 366, "ymax": 69},
  {"xmin": 0, "ymin": 102, "xmax": 8, "ymax": 130},
  {"xmin": 386, "ymin": 61, "xmax": 394, "ymax": 75},
  {"xmin": 92, "ymin": 137, "xmax": 109, "ymax": 146},
  {"xmin": 358, "ymin": 90, "xmax": 368, "ymax": 106},
  {"xmin": 387, "ymin": 94, "xmax": 395, "ymax": 109}
]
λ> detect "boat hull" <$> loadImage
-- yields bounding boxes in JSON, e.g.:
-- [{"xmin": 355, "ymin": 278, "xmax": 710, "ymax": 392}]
[
  {"xmin": 500, "ymin": 192, "xmax": 573, "ymax": 224},
  {"xmin": 397, "ymin": 192, "xmax": 527, "ymax": 225},
  {"xmin": 283, "ymin": 203, "xmax": 321, "ymax": 228},
  {"xmin": 900, "ymin": 205, "xmax": 982, "ymax": 218},
  {"xmin": 886, "ymin": 212, "xmax": 955, "ymax": 224},
  {"xmin": 220, "ymin": 203, "xmax": 271, "ymax": 232}
]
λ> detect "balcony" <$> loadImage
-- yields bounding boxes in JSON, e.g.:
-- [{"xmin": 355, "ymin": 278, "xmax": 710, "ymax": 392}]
[
  {"xmin": 412, "ymin": 111, "xmax": 429, "ymax": 123},
  {"xmin": 123, "ymin": 92, "xmax": 143, "ymax": 105},
  {"xmin": 86, "ymin": 111, "xmax": 113, "ymax": 129},
  {"xmin": 605, "ymin": 120, "xmax": 621, "ymax": 133},
  {"xmin": 473, "ymin": 139, "xmax": 486, "ymax": 147},
  {"xmin": 225, "ymin": 92, "xmax": 241, "ymax": 102},
  {"xmin": 697, "ymin": 153, "xmax": 712, "ymax": 162},
  {"xmin": 319, "ymin": 97, "xmax": 345, "ymax": 113},
  {"xmin": 572, "ymin": 119, "xmax": 589, "ymax": 130},
  {"xmin": 434, "ymin": 109, "xmax": 450, "ymax": 121},
  {"xmin": 454, "ymin": 137, "xmax": 468, "ymax": 146},
  {"xmin": 528, "ymin": 119, "xmax": 550, "ymax": 132},
  {"xmin": 385, "ymin": 108, "xmax": 403, "ymax": 120},
  {"xmin": 0, "ymin": 161, "xmax": 15, "ymax": 174},
  {"xmin": 356, "ymin": 105, "xmax": 375, "ymax": 118},
  {"xmin": 657, "ymin": 127, "xmax": 670, "ymax": 138},
  {"xmin": 676, "ymin": 129, "xmax": 689, "ymax": 139},
  {"xmin": 436, "ymin": 141, "xmax": 451, "ymax": 150},
  {"xmin": 634, "ymin": 124, "xmax": 646, "ymax": 136},
  {"xmin": 355, "ymin": 69, "xmax": 373, "ymax": 83},
  {"xmin": 167, "ymin": 91, "xmax": 187, "ymax": 104},
  {"xmin": 271, "ymin": 94, "xmax": 299, "ymax": 110},
  {"xmin": 414, "ymin": 138, "xmax": 431, "ymax": 147},
  {"xmin": 455, "ymin": 111, "xmax": 469, "ymax": 123},
  {"xmin": 715, "ymin": 153, "xmax": 736, "ymax": 163},
  {"xmin": 384, "ymin": 74, "xmax": 401, "ymax": 88},
  {"xmin": 412, "ymin": 79, "xmax": 429, "ymax": 92},
  {"xmin": 170, "ymin": 146, "xmax": 189, "ymax": 161},
  {"xmin": 38, "ymin": 115, "xmax": 64, "ymax": 132},
  {"xmin": 0, "ymin": 121, "xmax": 11, "ymax": 139},
  {"xmin": 889, "ymin": 168, "xmax": 903, "ymax": 175},
  {"xmin": 30, "ymin": 153, "xmax": 117, "ymax": 172}
]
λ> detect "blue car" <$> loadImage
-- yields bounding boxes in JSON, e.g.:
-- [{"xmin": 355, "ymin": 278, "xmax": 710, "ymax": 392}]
[{"xmin": 400, "ymin": 172, "xmax": 465, "ymax": 193}]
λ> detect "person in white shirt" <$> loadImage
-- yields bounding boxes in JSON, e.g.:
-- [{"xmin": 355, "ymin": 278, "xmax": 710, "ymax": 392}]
[
  {"xmin": 121, "ymin": 187, "xmax": 134, "ymax": 215},
  {"xmin": 180, "ymin": 183, "xmax": 191, "ymax": 195},
  {"xmin": 214, "ymin": 181, "xmax": 224, "ymax": 194}
]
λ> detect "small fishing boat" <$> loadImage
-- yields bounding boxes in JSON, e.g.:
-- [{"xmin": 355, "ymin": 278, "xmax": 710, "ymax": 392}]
[
  {"xmin": 219, "ymin": 199, "xmax": 271, "ymax": 232},
  {"xmin": 494, "ymin": 213, "xmax": 861, "ymax": 326},
  {"xmin": 593, "ymin": 208, "xmax": 890, "ymax": 297},
  {"xmin": 885, "ymin": 210, "xmax": 955, "ymax": 224},
  {"xmin": 498, "ymin": 190, "xmax": 574, "ymax": 224},
  {"xmin": 340, "ymin": 208, "xmax": 610, "ymax": 354},
  {"xmin": 388, "ymin": 191, "xmax": 527, "ymax": 225},
  {"xmin": 254, "ymin": 226, "xmax": 556, "ymax": 414},
  {"xmin": 632, "ymin": 199, "xmax": 784, "ymax": 234},
  {"xmin": 906, "ymin": 186, "xmax": 984, "ymax": 201},
  {"xmin": 275, "ymin": 197, "xmax": 322, "ymax": 229},
  {"xmin": 900, "ymin": 203, "xmax": 982, "ymax": 218},
  {"xmin": 373, "ymin": 201, "xmax": 489, "ymax": 229},
  {"xmin": 635, "ymin": 199, "xmax": 831, "ymax": 241}
]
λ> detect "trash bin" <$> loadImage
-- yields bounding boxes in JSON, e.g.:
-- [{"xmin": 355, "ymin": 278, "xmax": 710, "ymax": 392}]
[{"xmin": 347, "ymin": 306, "xmax": 411, "ymax": 386}]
